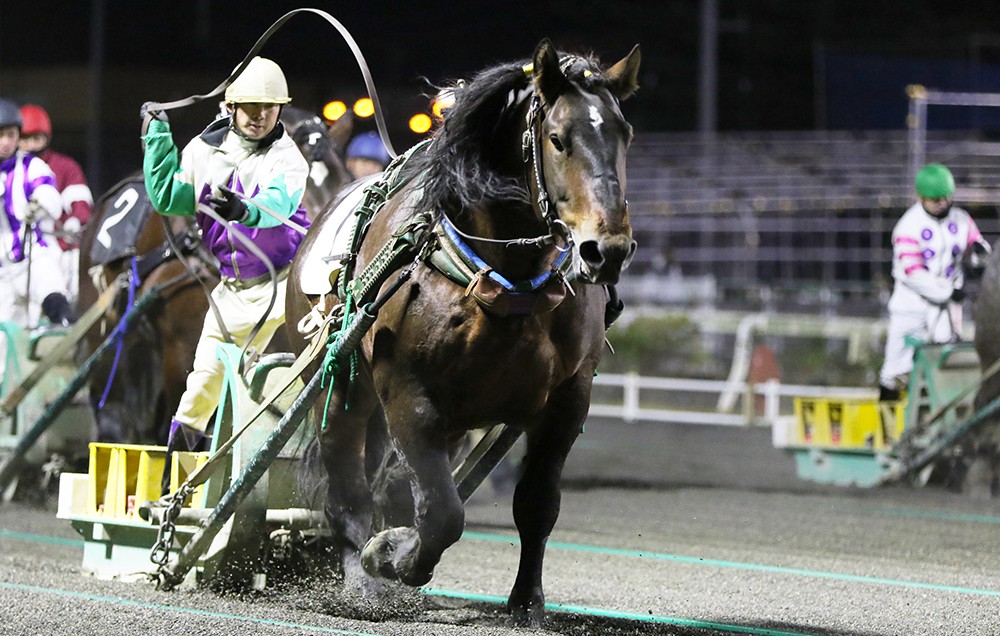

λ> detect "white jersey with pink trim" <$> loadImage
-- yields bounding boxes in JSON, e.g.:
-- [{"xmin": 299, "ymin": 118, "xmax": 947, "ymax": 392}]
[{"xmin": 887, "ymin": 201, "xmax": 981, "ymax": 315}]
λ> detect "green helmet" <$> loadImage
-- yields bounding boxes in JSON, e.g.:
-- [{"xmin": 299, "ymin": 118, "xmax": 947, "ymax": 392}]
[{"xmin": 915, "ymin": 163, "xmax": 955, "ymax": 199}]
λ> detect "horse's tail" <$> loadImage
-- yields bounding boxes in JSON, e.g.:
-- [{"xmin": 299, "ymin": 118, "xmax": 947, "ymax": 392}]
[{"xmin": 295, "ymin": 432, "xmax": 328, "ymax": 510}]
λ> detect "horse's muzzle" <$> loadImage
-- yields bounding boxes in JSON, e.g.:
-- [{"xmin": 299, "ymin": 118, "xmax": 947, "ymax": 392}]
[{"xmin": 577, "ymin": 235, "xmax": 637, "ymax": 284}]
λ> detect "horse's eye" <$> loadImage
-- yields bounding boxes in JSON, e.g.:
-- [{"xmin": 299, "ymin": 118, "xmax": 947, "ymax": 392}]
[{"xmin": 549, "ymin": 134, "xmax": 565, "ymax": 152}]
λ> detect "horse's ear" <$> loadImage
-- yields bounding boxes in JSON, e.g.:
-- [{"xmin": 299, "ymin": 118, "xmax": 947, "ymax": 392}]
[
  {"xmin": 606, "ymin": 44, "xmax": 641, "ymax": 101},
  {"xmin": 327, "ymin": 112, "xmax": 354, "ymax": 152},
  {"xmin": 532, "ymin": 38, "xmax": 569, "ymax": 103}
]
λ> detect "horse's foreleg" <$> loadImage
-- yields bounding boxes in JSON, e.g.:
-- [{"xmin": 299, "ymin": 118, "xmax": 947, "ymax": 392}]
[
  {"xmin": 507, "ymin": 379, "xmax": 588, "ymax": 628},
  {"xmin": 361, "ymin": 393, "xmax": 463, "ymax": 587}
]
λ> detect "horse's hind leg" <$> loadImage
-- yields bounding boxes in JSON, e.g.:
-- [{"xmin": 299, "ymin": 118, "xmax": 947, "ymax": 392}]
[
  {"xmin": 368, "ymin": 409, "xmax": 416, "ymax": 531},
  {"xmin": 315, "ymin": 373, "xmax": 382, "ymax": 594},
  {"xmin": 507, "ymin": 379, "xmax": 587, "ymax": 628},
  {"xmin": 361, "ymin": 392, "xmax": 464, "ymax": 587}
]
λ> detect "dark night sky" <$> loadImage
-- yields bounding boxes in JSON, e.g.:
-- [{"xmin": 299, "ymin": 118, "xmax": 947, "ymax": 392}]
[
  {"xmin": 6, "ymin": 1, "xmax": 1000, "ymax": 127},
  {"xmin": 3, "ymin": 1, "xmax": 1000, "ymax": 189}
]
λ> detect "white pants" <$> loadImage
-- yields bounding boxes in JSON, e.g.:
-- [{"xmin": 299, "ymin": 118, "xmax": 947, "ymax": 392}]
[
  {"xmin": 879, "ymin": 303, "xmax": 960, "ymax": 389},
  {"xmin": 0, "ymin": 247, "xmax": 70, "ymax": 327},
  {"xmin": 173, "ymin": 273, "xmax": 289, "ymax": 433},
  {"xmin": 61, "ymin": 249, "xmax": 80, "ymax": 305}
]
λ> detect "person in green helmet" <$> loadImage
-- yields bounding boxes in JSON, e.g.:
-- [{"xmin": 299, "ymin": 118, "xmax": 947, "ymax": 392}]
[{"xmin": 877, "ymin": 163, "xmax": 990, "ymax": 403}]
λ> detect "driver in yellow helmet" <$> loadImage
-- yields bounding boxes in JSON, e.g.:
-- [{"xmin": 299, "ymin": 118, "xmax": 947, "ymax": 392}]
[
  {"xmin": 140, "ymin": 56, "xmax": 310, "ymax": 491},
  {"xmin": 878, "ymin": 163, "xmax": 990, "ymax": 402}
]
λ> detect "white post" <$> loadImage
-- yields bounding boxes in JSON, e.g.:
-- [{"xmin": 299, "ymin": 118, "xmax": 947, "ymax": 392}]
[
  {"xmin": 623, "ymin": 372, "xmax": 640, "ymax": 423},
  {"xmin": 763, "ymin": 378, "xmax": 781, "ymax": 426}
]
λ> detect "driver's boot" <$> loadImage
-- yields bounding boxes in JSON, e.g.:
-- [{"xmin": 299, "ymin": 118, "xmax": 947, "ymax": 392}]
[{"xmin": 160, "ymin": 419, "xmax": 205, "ymax": 497}]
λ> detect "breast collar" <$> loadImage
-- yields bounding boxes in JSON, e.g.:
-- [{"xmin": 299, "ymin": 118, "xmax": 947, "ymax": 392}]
[{"xmin": 426, "ymin": 212, "xmax": 575, "ymax": 317}]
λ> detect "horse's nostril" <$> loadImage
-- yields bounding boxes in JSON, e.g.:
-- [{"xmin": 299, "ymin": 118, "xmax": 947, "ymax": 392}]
[{"xmin": 579, "ymin": 240, "xmax": 603, "ymax": 266}]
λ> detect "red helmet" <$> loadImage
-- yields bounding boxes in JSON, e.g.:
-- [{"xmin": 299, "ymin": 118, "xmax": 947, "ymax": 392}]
[{"xmin": 20, "ymin": 104, "xmax": 51, "ymax": 137}]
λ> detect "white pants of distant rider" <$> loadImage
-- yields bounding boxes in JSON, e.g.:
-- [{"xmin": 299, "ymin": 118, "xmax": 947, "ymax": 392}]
[
  {"xmin": 172, "ymin": 271, "xmax": 289, "ymax": 434},
  {"xmin": 879, "ymin": 303, "xmax": 961, "ymax": 390},
  {"xmin": 0, "ymin": 247, "xmax": 69, "ymax": 327}
]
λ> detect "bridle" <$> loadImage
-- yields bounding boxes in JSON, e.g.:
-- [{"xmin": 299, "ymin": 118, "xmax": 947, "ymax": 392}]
[
  {"xmin": 521, "ymin": 92, "xmax": 571, "ymax": 252},
  {"xmin": 440, "ymin": 77, "xmax": 577, "ymax": 254}
]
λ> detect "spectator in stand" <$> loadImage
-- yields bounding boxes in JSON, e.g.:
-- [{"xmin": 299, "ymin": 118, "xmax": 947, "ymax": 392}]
[{"xmin": 18, "ymin": 104, "xmax": 93, "ymax": 305}]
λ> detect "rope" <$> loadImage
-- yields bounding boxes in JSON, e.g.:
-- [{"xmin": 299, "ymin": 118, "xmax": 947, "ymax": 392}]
[
  {"xmin": 140, "ymin": 8, "xmax": 403, "ymax": 375},
  {"xmin": 320, "ymin": 294, "xmax": 355, "ymax": 429},
  {"xmin": 158, "ymin": 217, "xmax": 234, "ymax": 346},
  {"xmin": 141, "ymin": 8, "xmax": 397, "ymax": 159}
]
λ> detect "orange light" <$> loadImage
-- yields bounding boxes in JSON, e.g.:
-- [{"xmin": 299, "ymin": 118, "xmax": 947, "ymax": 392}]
[
  {"xmin": 322, "ymin": 100, "xmax": 347, "ymax": 121},
  {"xmin": 353, "ymin": 97, "xmax": 375, "ymax": 118},
  {"xmin": 409, "ymin": 113, "xmax": 433, "ymax": 134}
]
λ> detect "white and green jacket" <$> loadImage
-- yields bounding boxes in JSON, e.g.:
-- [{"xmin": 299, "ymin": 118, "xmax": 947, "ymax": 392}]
[{"xmin": 142, "ymin": 117, "xmax": 310, "ymax": 279}]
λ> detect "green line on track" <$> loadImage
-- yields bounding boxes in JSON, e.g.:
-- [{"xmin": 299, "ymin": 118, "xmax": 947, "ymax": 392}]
[
  {"xmin": 422, "ymin": 587, "xmax": 816, "ymax": 636},
  {"xmin": 0, "ymin": 581, "xmax": 385, "ymax": 636},
  {"xmin": 0, "ymin": 529, "xmax": 83, "ymax": 547},
  {"xmin": 6, "ymin": 526, "xmax": 999, "ymax": 598},
  {"xmin": 6, "ymin": 524, "xmax": 1000, "ymax": 634},
  {"xmin": 462, "ymin": 531, "xmax": 1000, "ymax": 598},
  {"xmin": 878, "ymin": 507, "xmax": 1000, "ymax": 524}
]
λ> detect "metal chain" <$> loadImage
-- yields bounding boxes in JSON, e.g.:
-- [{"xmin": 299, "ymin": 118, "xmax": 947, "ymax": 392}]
[{"xmin": 149, "ymin": 483, "xmax": 194, "ymax": 582}]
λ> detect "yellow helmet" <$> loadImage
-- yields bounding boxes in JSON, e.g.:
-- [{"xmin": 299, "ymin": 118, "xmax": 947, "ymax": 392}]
[{"xmin": 224, "ymin": 57, "xmax": 291, "ymax": 104}]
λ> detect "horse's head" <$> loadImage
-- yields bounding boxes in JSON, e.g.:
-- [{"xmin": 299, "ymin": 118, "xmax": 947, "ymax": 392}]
[
  {"xmin": 529, "ymin": 39, "xmax": 640, "ymax": 285},
  {"xmin": 282, "ymin": 107, "xmax": 354, "ymax": 219},
  {"xmin": 289, "ymin": 114, "xmax": 342, "ymax": 165}
]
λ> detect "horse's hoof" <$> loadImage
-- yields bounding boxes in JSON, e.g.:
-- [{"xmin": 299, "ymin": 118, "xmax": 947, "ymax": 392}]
[
  {"xmin": 508, "ymin": 590, "xmax": 546, "ymax": 628},
  {"xmin": 360, "ymin": 526, "xmax": 431, "ymax": 586},
  {"xmin": 342, "ymin": 555, "xmax": 389, "ymax": 598}
]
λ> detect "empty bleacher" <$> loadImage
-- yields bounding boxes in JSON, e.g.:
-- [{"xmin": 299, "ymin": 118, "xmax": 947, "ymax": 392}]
[{"xmin": 621, "ymin": 130, "xmax": 1000, "ymax": 314}]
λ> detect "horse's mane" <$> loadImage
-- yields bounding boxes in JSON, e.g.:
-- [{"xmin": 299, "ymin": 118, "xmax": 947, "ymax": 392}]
[{"xmin": 405, "ymin": 51, "xmax": 612, "ymax": 217}]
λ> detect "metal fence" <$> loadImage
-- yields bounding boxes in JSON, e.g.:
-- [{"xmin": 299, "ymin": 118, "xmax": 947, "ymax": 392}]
[{"xmin": 589, "ymin": 372, "xmax": 873, "ymax": 429}]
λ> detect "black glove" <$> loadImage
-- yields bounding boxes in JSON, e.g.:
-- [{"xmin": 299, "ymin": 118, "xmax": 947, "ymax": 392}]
[
  {"xmin": 951, "ymin": 287, "xmax": 966, "ymax": 303},
  {"xmin": 207, "ymin": 185, "xmax": 249, "ymax": 223},
  {"xmin": 140, "ymin": 101, "xmax": 168, "ymax": 123}
]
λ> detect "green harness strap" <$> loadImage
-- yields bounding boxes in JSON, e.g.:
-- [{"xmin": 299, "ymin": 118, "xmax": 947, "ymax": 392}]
[
  {"xmin": 318, "ymin": 141, "xmax": 436, "ymax": 427},
  {"xmin": 337, "ymin": 140, "xmax": 431, "ymax": 303}
]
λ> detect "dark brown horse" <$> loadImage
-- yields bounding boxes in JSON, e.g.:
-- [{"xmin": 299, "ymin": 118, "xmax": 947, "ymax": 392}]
[
  {"xmin": 77, "ymin": 108, "xmax": 354, "ymax": 444},
  {"xmin": 969, "ymin": 240, "xmax": 1000, "ymax": 497},
  {"xmin": 286, "ymin": 40, "xmax": 640, "ymax": 626}
]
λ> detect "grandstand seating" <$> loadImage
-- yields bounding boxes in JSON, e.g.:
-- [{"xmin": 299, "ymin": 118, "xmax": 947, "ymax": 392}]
[{"xmin": 621, "ymin": 130, "xmax": 1000, "ymax": 314}]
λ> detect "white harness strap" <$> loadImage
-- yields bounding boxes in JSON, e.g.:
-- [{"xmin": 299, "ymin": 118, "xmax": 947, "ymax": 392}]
[{"xmin": 297, "ymin": 175, "xmax": 381, "ymax": 295}]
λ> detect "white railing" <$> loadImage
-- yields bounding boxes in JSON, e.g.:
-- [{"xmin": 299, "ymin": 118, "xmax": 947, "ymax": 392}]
[{"xmin": 589, "ymin": 373, "xmax": 875, "ymax": 427}]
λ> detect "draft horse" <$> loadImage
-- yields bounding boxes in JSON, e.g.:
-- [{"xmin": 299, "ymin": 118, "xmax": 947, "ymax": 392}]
[
  {"xmin": 286, "ymin": 39, "xmax": 640, "ymax": 626},
  {"xmin": 77, "ymin": 107, "xmax": 353, "ymax": 444},
  {"xmin": 970, "ymin": 243, "xmax": 1000, "ymax": 497}
]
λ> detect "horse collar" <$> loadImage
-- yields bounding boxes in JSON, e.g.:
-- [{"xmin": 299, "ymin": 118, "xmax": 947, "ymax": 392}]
[{"xmin": 431, "ymin": 214, "xmax": 575, "ymax": 317}]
